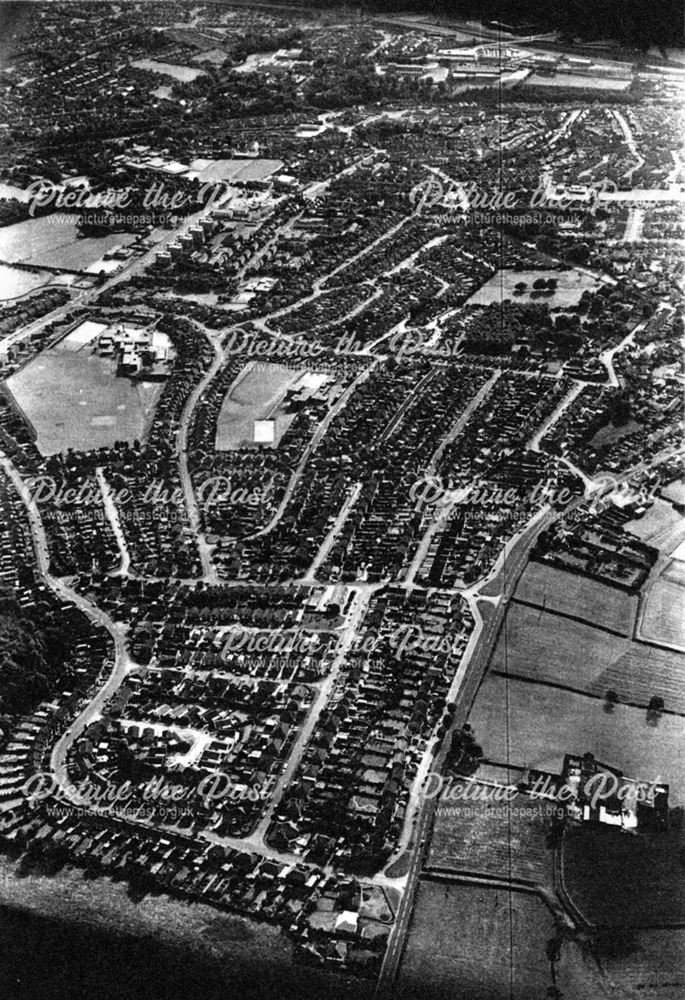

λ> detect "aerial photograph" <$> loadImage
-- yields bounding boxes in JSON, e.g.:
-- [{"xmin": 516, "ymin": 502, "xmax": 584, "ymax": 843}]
[{"xmin": 0, "ymin": 0, "xmax": 682, "ymax": 997}]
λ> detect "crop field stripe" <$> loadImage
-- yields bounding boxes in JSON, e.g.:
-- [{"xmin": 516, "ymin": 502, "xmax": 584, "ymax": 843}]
[
  {"xmin": 489, "ymin": 670, "xmax": 685, "ymax": 719},
  {"xmin": 511, "ymin": 598, "xmax": 630, "ymax": 638}
]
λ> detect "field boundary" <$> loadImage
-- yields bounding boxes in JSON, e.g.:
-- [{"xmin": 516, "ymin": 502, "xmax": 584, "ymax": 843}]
[
  {"xmin": 488, "ymin": 670, "xmax": 685, "ymax": 719},
  {"xmin": 511, "ymin": 596, "xmax": 631, "ymax": 638}
]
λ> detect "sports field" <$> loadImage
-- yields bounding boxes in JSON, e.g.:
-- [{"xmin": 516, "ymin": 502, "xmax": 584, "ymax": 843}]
[
  {"xmin": 466, "ymin": 268, "xmax": 600, "ymax": 307},
  {"xmin": 6, "ymin": 349, "xmax": 163, "ymax": 455},
  {"xmin": 468, "ymin": 674, "xmax": 685, "ymax": 805},
  {"xmin": 515, "ymin": 561, "xmax": 637, "ymax": 635},
  {"xmin": 188, "ymin": 158, "xmax": 284, "ymax": 183},
  {"xmin": 215, "ymin": 363, "xmax": 301, "ymax": 450}
]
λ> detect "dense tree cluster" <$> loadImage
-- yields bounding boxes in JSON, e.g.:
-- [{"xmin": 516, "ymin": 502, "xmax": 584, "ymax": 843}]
[{"xmin": 0, "ymin": 588, "xmax": 71, "ymax": 717}]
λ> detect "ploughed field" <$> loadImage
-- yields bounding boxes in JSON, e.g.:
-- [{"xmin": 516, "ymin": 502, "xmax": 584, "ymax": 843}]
[
  {"xmin": 427, "ymin": 784, "xmax": 556, "ymax": 885},
  {"xmin": 397, "ymin": 880, "xmax": 603, "ymax": 1000},
  {"xmin": 490, "ymin": 600, "xmax": 685, "ymax": 714},
  {"xmin": 515, "ymin": 561, "xmax": 637, "ymax": 635}
]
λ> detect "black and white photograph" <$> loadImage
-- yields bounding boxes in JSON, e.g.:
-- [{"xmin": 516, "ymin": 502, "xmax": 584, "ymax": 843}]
[{"xmin": 0, "ymin": 1, "xmax": 683, "ymax": 998}]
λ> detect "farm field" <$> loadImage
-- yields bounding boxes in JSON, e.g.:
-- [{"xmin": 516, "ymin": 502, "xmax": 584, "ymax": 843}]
[
  {"xmin": 468, "ymin": 674, "xmax": 685, "ymax": 806},
  {"xmin": 641, "ymin": 560, "xmax": 685, "ymax": 648},
  {"xmin": 428, "ymin": 785, "xmax": 556, "ymax": 884},
  {"xmin": 397, "ymin": 880, "xmax": 604, "ymax": 1000},
  {"xmin": 214, "ymin": 362, "xmax": 300, "ymax": 450},
  {"xmin": 562, "ymin": 822, "xmax": 685, "ymax": 927},
  {"xmin": 6, "ymin": 349, "xmax": 163, "ymax": 455},
  {"xmin": 597, "ymin": 927, "xmax": 685, "ymax": 999},
  {"xmin": 515, "ymin": 561, "xmax": 637, "ymax": 635},
  {"xmin": 491, "ymin": 602, "xmax": 685, "ymax": 713},
  {"xmin": 466, "ymin": 268, "xmax": 600, "ymax": 307}
]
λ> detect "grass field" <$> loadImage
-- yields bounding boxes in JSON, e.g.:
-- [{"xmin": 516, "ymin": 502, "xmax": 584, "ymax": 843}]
[
  {"xmin": 397, "ymin": 880, "xmax": 604, "ymax": 1000},
  {"xmin": 468, "ymin": 674, "xmax": 685, "ymax": 806},
  {"xmin": 515, "ymin": 562, "xmax": 637, "ymax": 635},
  {"xmin": 641, "ymin": 561, "xmax": 685, "ymax": 648},
  {"xmin": 0, "ymin": 216, "xmax": 138, "ymax": 271},
  {"xmin": 625, "ymin": 499, "xmax": 683, "ymax": 547},
  {"xmin": 428, "ymin": 785, "xmax": 556, "ymax": 885},
  {"xmin": 130, "ymin": 58, "xmax": 206, "ymax": 81},
  {"xmin": 491, "ymin": 602, "xmax": 685, "ymax": 713},
  {"xmin": 6, "ymin": 349, "xmax": 163, "ymax": 455},
  {"xmin": 189, "ymin": 158, "xmax": 284, "ymax": 183},
  {"xmin": 562, "ymin": 821, "xmax": 685, "ymax": 927},
  {"xmin": 466, "ymin": 268, "xmax": 600, "ymax": 307},
  {"xmin": 215, "ymin": 362, "xmax": 300, "ymax": 450},
  {"xmin": 525, "ymin": 73, "xmax": 631, "ymax": 91}
]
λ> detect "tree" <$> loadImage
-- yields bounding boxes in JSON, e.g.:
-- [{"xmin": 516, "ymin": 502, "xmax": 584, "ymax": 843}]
[
  {"xmin": 648, "ymin": 695, "xmax": 664, "ymax": 713},
  {"xmin": 604, "ymin": 689, "xmax": 619, "ymax": 713}
]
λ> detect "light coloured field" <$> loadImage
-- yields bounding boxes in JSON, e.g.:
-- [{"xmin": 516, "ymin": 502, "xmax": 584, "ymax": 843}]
[
  {"xmin": 398, "ymin": 880, "xmax": 604, "ymax": 1000},
  {"xmin": 466, "ymin": 268, "xmax": 600, "ymax": 307},
  {"xmin": 515, "ymin": 561, "xmax": 637, "ymax": 635},
  {"xmin": 6, "ymin": 349, "xmax": 163, "ymax": 455},
  {"xmin": 469, "ymin": 674, "xmax": 685, "ymax": 805},
  {"xmin": 189, "ymin": 158, "xmax": 284, "ymax": 183},
  {"xmin": 661, "ymin": 479, "xmax": 685, "ymax": 508},
  {"xmin": 526, "ymin": 72, "xmax": 631, "ymax": 91},
  {"xmin": 0, "ymin": 216, "xmax": 138, "ymax": 271},
  {"xmin": 215, "ymin": 362, "xmax": 299, "ymax": 450},
  {"xmin": 625, "ymin": 499, "xmax": 682, "ymax": 546},
  {"xmin": 0, "ymin": 263, "xmax": 67, "ymax": 300},
  {"xmin": 191, "ymin": 48, "xmax": 229, "ymax": 65},
  {"xmin": 130, "ymin": 58, "xmax": 206, "ymax": 81},
  {"xmin": 641, "ymin": 561, "xmax": 685, "ymax": 647},
  {"xmin": 491, "ymin": 602, "xmax": 685, "ymax": 713}
]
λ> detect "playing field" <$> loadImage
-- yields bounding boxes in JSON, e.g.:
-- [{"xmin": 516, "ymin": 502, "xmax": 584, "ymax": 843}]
[
  {"xmin": 466, "ymin": 268, "xmax": 600, "ymax": 307},
  {"xmin": 526, "ymin": 72, "xmax": 631, "ymax": 91},
  {"xmin": 515, "ymin": 561, "xmax": 637, "ymax": 635},
  {"xmin": 397, "ymin": 880, "xmax": 604, "ymax": 1000},
  {"xmin": 0, "ymin": 216, "xmax": 138, "ymax": 271},
  {"xmin": 188, "ymin": 158, "xmax": 284, "ymax": 183},
  {"xmin": 6, "ymin": 349, "xmax": 163, "ymax": 455},
  {"xmin": 215, "ymin": 362, "xmax": 300, "ymax": 450},
  {"xmin": 468, "ymin": 674, "xmax": 685, "ymax": 805}
]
